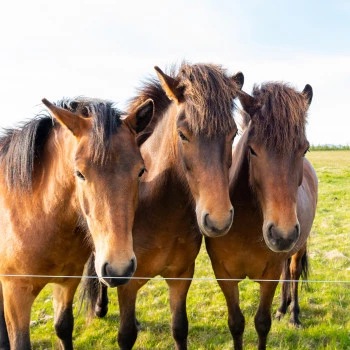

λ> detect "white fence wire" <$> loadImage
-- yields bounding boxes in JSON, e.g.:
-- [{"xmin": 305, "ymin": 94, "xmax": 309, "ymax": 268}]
[{"xmin": 0, "ymin": 274, "xmax": 349, "ymax": 284}]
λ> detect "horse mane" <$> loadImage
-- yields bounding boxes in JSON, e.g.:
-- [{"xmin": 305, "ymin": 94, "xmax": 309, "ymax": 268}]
[
  {"xmin": 128, "ymin": 62, "xmax": 239, "ymax": 143},
  {"xmin": 235, "ymin": 110, "xmax": 250, "ymax": 136},
  {"xmin": 250, "ymin": 82, "xmax": 308, "ymax": 152},
  {"xmin": 127, "ymin": 78, "xmax": 171, "ymax": 146},
  {"xmin": 61, "ymin": 97, "xmax": 123, "ymax": 165},
  {"xmin": 0, "ymin": 97, "xmax": 122, "ymax": 192},
  {"xmin": 177, "ymin": 62, "xmax": 238, "ymax": 135},
  {"xmin": 0, "ymin": 116, "xmax": 54, "ymax": 192}
]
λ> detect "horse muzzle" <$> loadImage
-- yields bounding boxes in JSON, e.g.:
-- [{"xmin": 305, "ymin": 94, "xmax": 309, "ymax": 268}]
[
  {"xmin": 99, "ymin": 255, "xmax": 137, "ymax": 287},
  {"xmin": 264, "ymin": 222, "xmax": 300, "ymax": 252},
  {"xmin": 199, "ymin": 207, "xmax": 234, "ymax": 238}
]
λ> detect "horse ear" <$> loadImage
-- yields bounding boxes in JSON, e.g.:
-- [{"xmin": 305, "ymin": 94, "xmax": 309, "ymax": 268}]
[
  {"xmin": 232, "ymin": 72, "xmax": 244, "ymax": 90},
  {"xmin": 42, "ymin": 98, "xmax": 88, "ymax": 137},
  {"xmin": 125, "ymin": 98, "xmax": 154, "ymax": 134},
  {"xmin": 154, "ymin": 66, "xmax": 184, "ymax": 103},
  {"xmin": 301, "ymin": 84, "xmax": 313, "ymax": 106},
  {"xmin": 238, "ymin": 91, "xmax": 257, "ymax": 117}
]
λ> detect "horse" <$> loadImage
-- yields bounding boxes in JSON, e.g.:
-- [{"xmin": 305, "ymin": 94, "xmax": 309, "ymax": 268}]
[
  {"xmin": 83, "ymin": 62, "xmax": 244, "ymax": 350},
  {"xmin": 0, "ymin": 96, "xmax": 154, "ymax": 349},
  {"xmin": 205, "ymin": 82, "xmax": 318, "ymax": 350},
  {"xmin": 275, "ymin": 243, "xmax": 309, "ymax": 326}
]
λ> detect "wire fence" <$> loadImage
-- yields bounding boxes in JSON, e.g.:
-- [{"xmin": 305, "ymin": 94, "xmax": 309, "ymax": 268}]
[{"xmin": 0, "ymin": 274, "xmax": 349, "ymax": 284}]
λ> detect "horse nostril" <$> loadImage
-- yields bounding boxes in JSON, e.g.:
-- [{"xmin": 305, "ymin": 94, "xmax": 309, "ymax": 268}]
[
  {"xmin": 267, "ymin": 223, "xmax": 278, "ymax": 246},
  {"xmin": 204, "ymin": 213, "xmax": 213, "ymax": 231},
  {"xmin": 229, "ymin": 207, "xmax": 234, "ymax": 220},
  {"xmin": 102, "ymin": 262, "xmax": 108, "ymax": 278},
  {"xmin": 202, "ymin": 211, "xmax": 233, "ymax": 237},
  {"xmin": 102, "ymin": 262, "xmax": 116, "ymax": 278},
  {"xmin": 129, "ymin": 256, "xmax": 137, "ymax": 274},
  {"xmin": 266, "ymin": 223, "xmax": 299, "ymax": 252},
  {"xmin": 101, "ymin": 259, "xmax": 136, "ymax": 288}
]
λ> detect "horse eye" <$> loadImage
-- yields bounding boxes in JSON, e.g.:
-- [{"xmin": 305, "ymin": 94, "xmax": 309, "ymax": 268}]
[
  {"xmin": 302, "ymin": 147, "xmax": 310, "ymax": 157},
  {"xmin": 74, "ymin": 170, "xmax": 86, "ymax": 181},
  {"xmin": 249, "ymin": 146, "xmax": 257, "ymax": 156},
  {"xmin": 138, "ymin": 168, "xmax": 147, "ymax": 178},
  {"xmin": 178, "ymin": 131, "xmax": 189, "ymax": 142}
]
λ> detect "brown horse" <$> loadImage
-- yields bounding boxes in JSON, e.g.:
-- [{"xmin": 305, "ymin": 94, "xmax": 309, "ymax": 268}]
[
  {"xmin": 275, "ymin": 243, "xmax": 309, "ymax": 326},
  {"xmin": 0, "ymin": 97, "xmax": 154, "ymax": 349},
  {"xmin": 205, "ymin": 82, "xmax": 318, "ymax": 350},
  {"xmin": 84, "ymin": 63, "xmax": 244, "ymax": 349}
]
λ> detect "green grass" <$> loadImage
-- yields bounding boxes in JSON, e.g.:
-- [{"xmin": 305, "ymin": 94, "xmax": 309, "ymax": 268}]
[{"xmin": 29, "ymin": 150, "xmax": 350, "ymax": 349}]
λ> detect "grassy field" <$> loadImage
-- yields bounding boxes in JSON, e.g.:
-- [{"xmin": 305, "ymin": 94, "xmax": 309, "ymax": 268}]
[{"xmin": 29, "ymin": 150, "xmax": 350, "ymax": 349}]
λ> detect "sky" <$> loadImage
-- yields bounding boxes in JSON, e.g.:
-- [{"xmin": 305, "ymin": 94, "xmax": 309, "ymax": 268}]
[{"xmin": 0, "ymin": 0, "xmax": 349, "ymax": 145}]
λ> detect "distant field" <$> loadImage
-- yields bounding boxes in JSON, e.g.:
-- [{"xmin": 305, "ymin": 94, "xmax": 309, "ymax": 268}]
[
  {"xmin": 310, "ymin": 145, "xmax": 350, "ymax": 151},
  {"xmin": 29, "ymin": 150, "xmax": 350, "ymax": 349}
]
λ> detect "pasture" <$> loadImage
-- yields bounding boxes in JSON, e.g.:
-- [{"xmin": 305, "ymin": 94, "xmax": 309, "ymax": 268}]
[{"xmin": 29, "ymin": 150, "xmax": 350, "ymax": 349}]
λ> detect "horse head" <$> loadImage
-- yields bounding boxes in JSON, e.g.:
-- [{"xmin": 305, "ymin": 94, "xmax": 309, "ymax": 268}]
[
  {"xmin": 239, "ymin": 83, "xmax": 313, "ymax": 252},
  {"xmin": 155, "ymin": 64, "xmax": 244, "ymax": 237},
  {"xmin": 42, "ymin": 97, "xmax": 154, "ymax": 286}
]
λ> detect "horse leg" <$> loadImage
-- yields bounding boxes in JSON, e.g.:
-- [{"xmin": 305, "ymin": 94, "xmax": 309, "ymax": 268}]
[
  {"xmin": 53, "ymin": 278, "xmax": 81, "ymax": 350},
  {"xmin": 117, "ymin": 279, "xmax": 148, "ymax": 350},
  {"xmin": 0, "ymin": 282, "xmax": 9, "ymax": 350},
  {"xmin": 218, "ymin": 280, "xmax": 244, "ymax": 350},
  {"xmin": 165, "ymin": 265, "xmax": 195, "ymax": 350},
  {"xmin": 275, "ymin": 258, "xmax": 291, "ymax": 320},
  {"xmin": 255, "ymin": 281, "xmax": 279, "ymax": 350},
  {"xmin": 2, "ymin": 280, "xmax": 39, "ymax": 350},
  {"xmin": 95, "ymin": 284, "xmax": 109, "ymax": 318},
  {"xmin": 289, "ymin": 247, "xmax": 307, "ymax": 327}
]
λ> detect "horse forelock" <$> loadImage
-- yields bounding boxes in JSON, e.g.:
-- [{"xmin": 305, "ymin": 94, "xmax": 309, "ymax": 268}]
[
  {"xmin": 177, "ymin": 62, "xmax": 238, "ymax": 136},
  {"xmin": 250, "ymin": 82, "xmax": 308, "ymax": 153},
  {"xmin": 57, "ymin": 97, "xmax": 123, "ymax": 165},
  {"xmin": 129, "ymin": 63, "xmax": 238, "ymax": 142}
]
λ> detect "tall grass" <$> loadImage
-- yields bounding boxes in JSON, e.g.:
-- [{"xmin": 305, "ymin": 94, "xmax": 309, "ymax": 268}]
[{"xmin": 29, "ymin": 150, "xmax": 350, "ymax": 349}]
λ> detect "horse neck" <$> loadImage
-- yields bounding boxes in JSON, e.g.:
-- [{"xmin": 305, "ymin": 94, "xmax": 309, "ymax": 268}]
[
  {"xmin": 140, "ymin": 103, "xmax": 188, "ymax": 200},
  {"xmin": 229, "ymin": 130, "xmax": 253, "ymax": 205}
]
